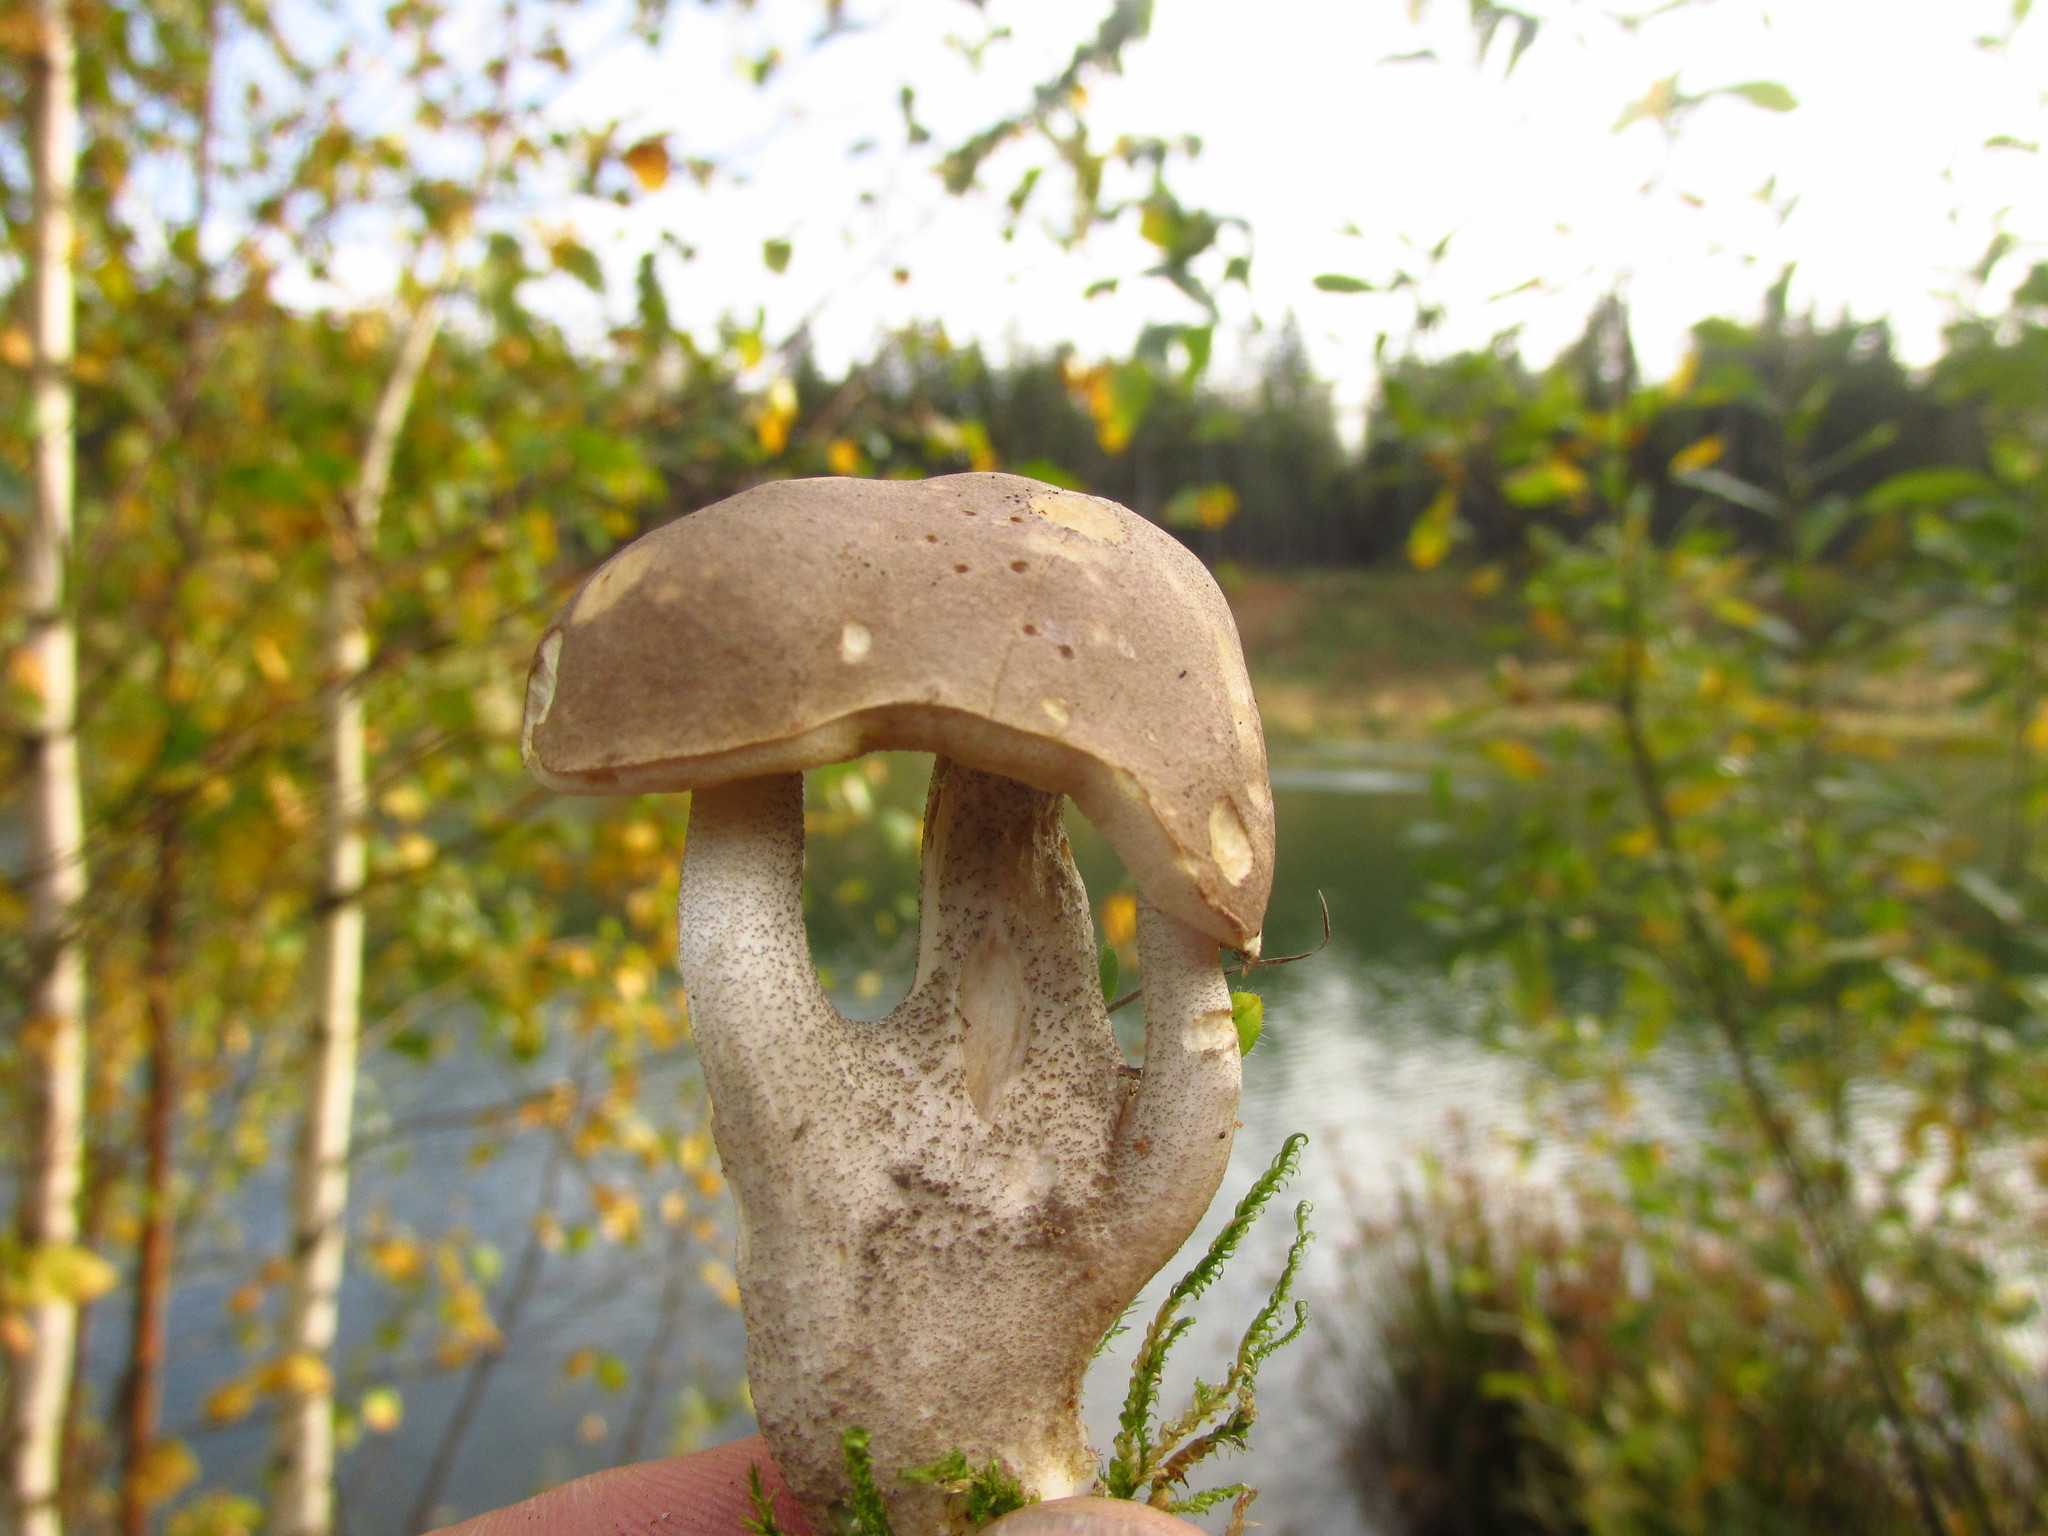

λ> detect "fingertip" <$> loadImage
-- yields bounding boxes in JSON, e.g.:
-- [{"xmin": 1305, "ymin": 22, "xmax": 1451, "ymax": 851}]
[{"xmin": 433, "ymin": 1435, "xmax": 812, "ymax": 1536}]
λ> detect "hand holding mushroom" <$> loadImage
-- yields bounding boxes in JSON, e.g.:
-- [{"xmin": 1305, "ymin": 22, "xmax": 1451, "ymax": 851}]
[{"xmin": 523, "ymin": 474, "xmax": 1275, "ymax": 1535}]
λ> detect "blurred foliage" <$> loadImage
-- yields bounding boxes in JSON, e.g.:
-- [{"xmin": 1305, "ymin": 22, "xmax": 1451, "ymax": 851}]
[
  {"xmin": 1342, "ymin": 267, "xmax": 2048, "ymax": 1534},
  {"xmin": 0, "ymin": 0, "xmax": 1247, "ymax": 1527}
]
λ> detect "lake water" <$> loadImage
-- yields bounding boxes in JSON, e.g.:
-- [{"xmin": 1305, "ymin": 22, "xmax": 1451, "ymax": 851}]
[{"xmin": 158, "ymin": 744, "xmax": 1523, "ymax": 1536}]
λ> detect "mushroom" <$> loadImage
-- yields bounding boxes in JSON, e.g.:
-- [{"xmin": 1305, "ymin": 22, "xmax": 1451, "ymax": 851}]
[{"xmin": 522, "ymin": 472, "xmax": 1274, "ymax": 1535}]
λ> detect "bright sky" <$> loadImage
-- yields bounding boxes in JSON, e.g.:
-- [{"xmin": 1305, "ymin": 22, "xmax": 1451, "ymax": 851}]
[{"xmin": 345, "ymin": 0, "xmax": 2048, "ymax": 426}]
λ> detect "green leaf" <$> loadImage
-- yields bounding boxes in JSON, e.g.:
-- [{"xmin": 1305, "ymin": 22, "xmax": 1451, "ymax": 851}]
[
  {"xmin": 1231, "ymin": 991, "xmax": 1263, "ymax": 1055},
  {"xmin": 1719, "ymin": 80, "xmax": 1798, "ymax": 112},
  {"xmin": 550, "ymin": 239, "xmax": 605, "ymax": 292},
  {"xmin": 1015, "ymin": 457, "xmax": 1084, "ymax": 489},
  {"xmin": 1675, "ymin": 466, "xmax": 1782, "ymax": 515},
  {"xmin": 1866, "ymin": 467, "xmax": 2001, "ymax": 511},
  {"xmin": 1313, "ymin": 273, "xmax": 1374, "ymax": 294},
  {"xmin": 1099, "ymin": 944, "xmax": 1120, "ymax": 1005},
  {"xmin": 762, "ymin": 239, "xmax": 792, "ymax": 274}
]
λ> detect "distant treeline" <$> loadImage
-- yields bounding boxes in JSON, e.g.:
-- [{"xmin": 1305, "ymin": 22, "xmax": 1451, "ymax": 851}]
[{"xmin": 722, "ymin": 280, "xmax": 1982, "ymax": 569}]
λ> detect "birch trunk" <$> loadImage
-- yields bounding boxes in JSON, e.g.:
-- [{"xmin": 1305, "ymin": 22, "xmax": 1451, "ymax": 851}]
[
  {"xmin": 8, "ymin": 0, "xmax": 86, "ymax": 1531},
  {"xmin": 268, "ymin": 296, "xmax": 446, "ymax": 1536}
]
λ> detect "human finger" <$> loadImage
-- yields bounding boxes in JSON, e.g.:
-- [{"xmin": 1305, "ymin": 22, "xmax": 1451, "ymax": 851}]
[{"xmin": 433, "ymin": 1434, "xmax": 812, "ymax": 1536}]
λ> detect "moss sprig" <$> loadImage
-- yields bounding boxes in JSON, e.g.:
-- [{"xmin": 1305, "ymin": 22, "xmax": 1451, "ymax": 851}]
[
  {"xmin": 742, "ymin": 1464, "xmax": 789, "ymax": 1536},
  {"xmin": 1101, "ymin": 1133, "xmax": 1313, "ymax": 1509},
  {"xmin": 901, "ymin": 1450, "xmax": 1030, "ymax": 1526},
  {"xmin": 839, "ymin": 1427, "xmax": 894, "ymax": 1536}
]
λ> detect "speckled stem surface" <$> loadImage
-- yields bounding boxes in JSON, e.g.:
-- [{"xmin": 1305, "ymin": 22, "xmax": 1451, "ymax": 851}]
[{"xmin": 677, "ymin": 763, "xmax": 1241, "ymax": 1536}]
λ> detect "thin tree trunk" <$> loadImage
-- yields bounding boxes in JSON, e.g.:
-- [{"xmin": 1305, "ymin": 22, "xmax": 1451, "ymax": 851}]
[
  {"xmin": 268, "ymin": 294, "xmax": 446, "ymax": 1536},
  {"xmin": 614, "ymin": 1214, "xmax": 693, "ymax": 1467},
  {"xmin": 8, "ymin": 0, "xmax": 86, "ymax": 1531},
  {"xmin": 57, "ymin": 1147, "xmax": 115, "ymax": 1521},
  {"xmin": 118, "ymin": 826, "xmax": 181, "ymax": 1536}
]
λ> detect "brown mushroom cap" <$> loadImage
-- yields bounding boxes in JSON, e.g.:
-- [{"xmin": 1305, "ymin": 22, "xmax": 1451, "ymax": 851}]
[{"xmin": 522, "ymin": 472, "xmax": 1273, "ymax": 950}]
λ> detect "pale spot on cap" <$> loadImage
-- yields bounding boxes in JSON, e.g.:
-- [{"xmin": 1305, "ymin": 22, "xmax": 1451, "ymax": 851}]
[
  {"xmin": 840, "ymin": 622, "xmax": 872, "ymax": 663},
  {"xmin": 571, "ymin": 540, "xmax": 660, "ymax": 623},
  {"xmin": 1040, "ymin": 696, "xmax": 1070, "ymax": 727},
  {"xmin": 1209, "ymin": 796, "xmax": 1253, "ymax": 885},
  {"xmin": 1029, "ymin": 491, "xmax": 1127, "ymax": 544},
  {"xmin": 521, "ymin": 629, "xmax": 562, "ymax": 767}
]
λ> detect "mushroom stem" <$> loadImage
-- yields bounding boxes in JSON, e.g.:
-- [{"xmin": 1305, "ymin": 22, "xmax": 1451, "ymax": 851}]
[
  {"xmin": 676, "ymin": 773, "xmax": 841, "ymax": 1135},
  {"xmin": 677, "ymin": 764, "xmax": 1239, "ymax": 1536},
  {"xmin": 1107, "ymin": 897, "xmax": 1242, "ymax": 1286}
]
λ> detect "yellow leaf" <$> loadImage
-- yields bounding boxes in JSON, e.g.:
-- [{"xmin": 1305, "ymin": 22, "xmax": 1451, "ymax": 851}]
[
  {"xmin": 827, "ymin": 438, "xmax": 862, "ymax": 476},
  {"xmin": 1466, "ymin": 564, "xmax": 1505, "ymax": 597},
  {"xmin": 1195, "ymin": 484, "xmax": 1239, "ymax": 529},
  {"xmin": 755, "ymin": 376, "xmax": 798, "ymax": 456},
  {"xmin": 7, "ymin": 646, "xmax": 47, "ymax": 701},
  {"xmin": 167, "ymin": 1492, "xmax": 263, "ymax": 1536},
  {"xmin": 380, "ymin": 784, "xmax": 427, "ymax": 823},
  {"xmin": 621, "ymin": 137, "xmax": 670, "ymax": 192},
  {"xmin": 525, "ymin": 509, "xmax": 559, "ymax": 565},
  {"xmin": 1896, "ymin": 857, "xmax": 1949, "ymax": 894},
  {"xmin": 693, "ymin": 1166, "xmax": 724, "ymax": 1198},
  {"xmin": 262, "ymin": 1351, "xmax": 333, "ymax": 1397},
  {"xmin": 1531, "ymin": 607, "xmax": 1573, "ymax": 647},
  {"xmin": 264, "ymin": 771, "xmax": 309, "ymax": 831},
  {"xmin": 1481, "ymin": 738, "xmax": 1547, "ymax": 781},
  {"xmin": 360, "ymin": 1386, "xmax": 403, "ymax": 1434},
  {"xmin": 203, "ymin": 1375, "xmax": 260, "ymax": 1425},
  {"xmin": 129, "ymin": 1439, "xmax": 200, "ymax": 1507},
  {"xmin": 251, "ymin": 635, "xmax": 290, "ymax": 684},
  {"xmin": 1408, "ymin": 486, "xmax": 1459, "ymax": 571},
  {"xmin": 2027, "ymin": 700, "xmax": 2048, "ymax": 752},
  {"xmin": 1099, "ymin": 891, "xmax": 1137, "ymax": 949},
  {"xmin": 20, "ymin": 1243, "xmax": 118, "ymax": 1304},
  {"xmin": 0, "ymin": 326, "xmax": 30, "ymax": 368},
  {"xmin": 698, "ymin": 1260, "xmax": 741, "ymax": 1309},
  {"xmin": 1613, "ymin": 828, "xmax": 1657, "ymax": 859},
  {"xmin": 1669, "ymin": 434, "xmax": 1726, "ymax": 476},
  {"xmin": 366, "ymin": 1235, "xmax": 425, "ymax": 1283},
  {"xmin": 1727, "ymin": 929, "xmax": 1772, "ymax": 986},
  {"xmin": 225, "ymin": 1281, "xmax": 265, "ymax": 1318},
  {"xmin": 1664, "ymin": 349, "xmax": 1701, "ymax": 402},
  {"xmin": 1665, "ymin": 779, "xmax": 1731, "ymax": 817}
]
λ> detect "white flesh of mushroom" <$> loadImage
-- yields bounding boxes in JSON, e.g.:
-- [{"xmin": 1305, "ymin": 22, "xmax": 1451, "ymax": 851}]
[{"xmin": 677, "ymin": 761, "xmax": 1241, "ymax": 1535}]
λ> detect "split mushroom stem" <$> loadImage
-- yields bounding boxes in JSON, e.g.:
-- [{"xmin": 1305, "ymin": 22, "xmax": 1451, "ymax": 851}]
[
  {"xmin": 677, "ymin": 762, "xmax": 1241, "ymax": 1534},
  {"xmin": 526, "ymin": 473, "xmax": 1277, "ymax": 1536}
]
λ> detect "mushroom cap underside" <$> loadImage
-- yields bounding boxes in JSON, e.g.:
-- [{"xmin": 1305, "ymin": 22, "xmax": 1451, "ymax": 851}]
[{"xmin": 522, "ymin": 471, "xmax": 1273, "ymax": 950}]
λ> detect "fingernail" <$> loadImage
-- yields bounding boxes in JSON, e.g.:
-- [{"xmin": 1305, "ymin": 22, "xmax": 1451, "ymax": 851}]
[{"xmin": 981, "ymin": 1497, "xmax": 1209, "ymax": 1535}]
